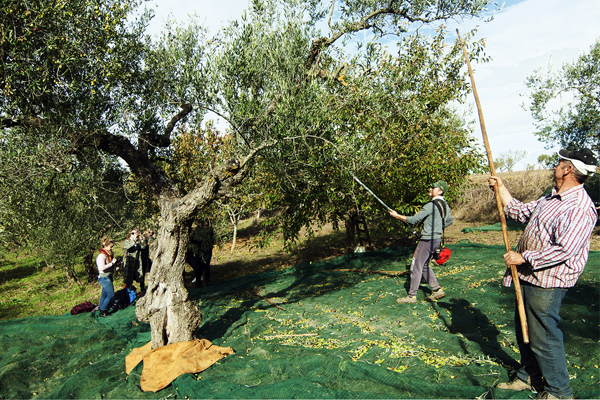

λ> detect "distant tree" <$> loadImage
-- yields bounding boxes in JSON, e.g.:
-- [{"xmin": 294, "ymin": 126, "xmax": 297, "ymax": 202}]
[
  {"xmin": 537, "ymin": 154, "xmax": 558, "ymax": 169},
  {"xmin": 494, "ymin": 158, "xmax": 506, "ymax": 172},
  {"xmin": 524, "ymin": 40, "xmax": 600, "ymax": 153},
  {"xmin": 494, "ymin": 150, "xmax": 527, "ymax": 172},
  {"xmin": 166, "ymin": 123, "xmax": 264, "ymax": 252}
]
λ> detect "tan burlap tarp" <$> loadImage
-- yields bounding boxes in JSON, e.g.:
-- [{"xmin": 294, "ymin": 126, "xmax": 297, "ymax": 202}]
[{"xmin": 126, "ymin": 338, "xmax": 235, "ymax": 392}]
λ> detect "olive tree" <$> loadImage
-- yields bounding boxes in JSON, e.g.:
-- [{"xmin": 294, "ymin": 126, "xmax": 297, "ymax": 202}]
[
  {"xmin": 138, "ymin": 0, "xmax": 492, "ymax": 347},
  {"xmin": 524, "ymin": 39, "xmax": 600, "ymax": 153},
  {"xmin": 243, "ymin": 23, "xmax": 487, "ymax": 248},
  {"xmin": 1, "ymin": 0, "xmax": 493, "ymax": 347},
  {"xmin": 0, "ymin": 0, "xmax": 148, "ymax": 280}
]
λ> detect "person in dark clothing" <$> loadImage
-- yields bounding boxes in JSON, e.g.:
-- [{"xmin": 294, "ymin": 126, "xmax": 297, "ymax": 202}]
[
  {"xmin": 140, "ymin": 229, "xmax": 154, "ymax": 275},
  {"xmin": 187, "ymin": 219, "xmax": 215, "ymax": 287},
  {"xmin": 123, "ymin": 228, "xmax": 148, "ymax": 292}
]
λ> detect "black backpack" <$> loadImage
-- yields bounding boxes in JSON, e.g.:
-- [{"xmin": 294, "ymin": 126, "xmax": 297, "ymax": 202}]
[
  {"xmin": 432, "ymin": 199, "xmax": 448, "ymax": 228},
  {"xmin": 432, "ymin": 199, "xmax": 451, "ymax": 265},
  {"xmin": 107, "ymin": 289, "xmax": 131, "ymax": 312}
]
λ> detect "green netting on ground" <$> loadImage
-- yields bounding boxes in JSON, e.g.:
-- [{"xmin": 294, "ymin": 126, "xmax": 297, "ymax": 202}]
[
  {"xmin": 1, "ymin": 243, "xmax": 598, "ymax": 399},
  {"xmin": 0, "ymin": 309, "xmax": 165, "ymax": 399},
  {"xmin": 461, "ymin": 219, "xmax": 525, "ymax": 233}
]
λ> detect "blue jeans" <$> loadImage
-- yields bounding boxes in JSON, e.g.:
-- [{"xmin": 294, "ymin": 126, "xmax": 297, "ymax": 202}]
[
  {"xmin": 98, "ymin": 276, "xmax": 114, "ymax": 312},
  {"xmin": 515, "ymin": 282, "xmax": 571, "ymax": 398}
]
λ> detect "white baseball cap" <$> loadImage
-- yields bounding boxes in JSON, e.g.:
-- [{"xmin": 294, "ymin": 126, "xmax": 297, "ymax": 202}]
[{"xmin": 557, "ymin": 148, "xmax": 598, "ymax": 176}]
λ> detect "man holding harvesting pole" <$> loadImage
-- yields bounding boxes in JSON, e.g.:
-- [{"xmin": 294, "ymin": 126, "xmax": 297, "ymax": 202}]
[
  {"xmin": 389, "ymin": 180, "xmax": 453, "ymax": 303},
  {"xmin": 489, "ymin": 148, "xmax": 598, "ymax": 399}
]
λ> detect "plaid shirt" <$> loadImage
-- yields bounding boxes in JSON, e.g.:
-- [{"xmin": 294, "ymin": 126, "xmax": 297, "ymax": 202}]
[{"xmin": 502, "ymin": 184, "xmax": 597, "ymax": 288}]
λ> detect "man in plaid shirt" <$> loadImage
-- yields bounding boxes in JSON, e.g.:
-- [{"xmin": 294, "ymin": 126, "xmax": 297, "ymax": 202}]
[{"xmin": 489, "ymin": 148, "xmax": 598, "ymax": 399}]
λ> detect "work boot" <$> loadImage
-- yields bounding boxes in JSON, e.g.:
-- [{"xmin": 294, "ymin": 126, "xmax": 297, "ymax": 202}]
[
  {"xmin": 536, "ymin": 391, "xmax": 573, "ymax": 399},
  {"xmin": 396, "ymin": 295, "xmax": 417, "ymax": 304},
  {"xmin": 425, "ymin": 289, "xmax": 446, "ymax": 301},
  {"xmin": 497, "ymin": 377, "xmax": 535, "ymax": 391}
]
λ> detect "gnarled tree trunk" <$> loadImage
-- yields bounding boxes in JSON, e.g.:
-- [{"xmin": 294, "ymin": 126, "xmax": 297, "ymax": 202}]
[
  {"xmin": 83, "ymin": 250, "xmax": 97, "ymax": 283},
  {"xmin": 135, "ymin": 157, "xmax": 250, "ymax": 348},
  {"xmin": 136, "ymin": 215, "xmax": 202, "ymax": 348}
]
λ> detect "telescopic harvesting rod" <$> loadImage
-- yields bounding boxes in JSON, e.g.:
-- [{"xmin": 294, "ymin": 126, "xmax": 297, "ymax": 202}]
[
  {"xmin": 352, "ymin": 174, "xmax": 392, "ymax": 211},
  {"xmin": 457, "ymin": 29, "xmax": 529, "ymax": 344}
]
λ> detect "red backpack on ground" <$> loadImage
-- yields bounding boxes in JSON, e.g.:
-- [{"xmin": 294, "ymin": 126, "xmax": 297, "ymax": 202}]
[{"xmin": 70, "ymin": 301, "xmax": 96, "ymax": 315}]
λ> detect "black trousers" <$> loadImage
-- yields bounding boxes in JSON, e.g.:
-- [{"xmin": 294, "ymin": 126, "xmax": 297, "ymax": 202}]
[{"xmin": 186, "ymin": 253, "xmax": 211, "ymax": 286}]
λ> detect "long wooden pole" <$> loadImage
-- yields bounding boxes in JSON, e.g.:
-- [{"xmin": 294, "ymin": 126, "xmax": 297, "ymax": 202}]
[{"xmin": 457, "ymin": 30, "xmax": 529, "ymax": 343}]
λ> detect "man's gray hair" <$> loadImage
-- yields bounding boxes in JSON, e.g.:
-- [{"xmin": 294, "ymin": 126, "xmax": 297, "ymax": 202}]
[{"xmin": 564, "ymin": 160, "xmax": 588, "ymax": 183}]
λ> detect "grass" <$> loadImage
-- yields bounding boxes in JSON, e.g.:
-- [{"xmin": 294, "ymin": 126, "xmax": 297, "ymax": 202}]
[
  {"xmin": 0, "ymin": 251, "xmax": 99, "ymax": 319},
  {"xmin": 1, "ymin": 169, "xmax": 598, "ymax": 321}
]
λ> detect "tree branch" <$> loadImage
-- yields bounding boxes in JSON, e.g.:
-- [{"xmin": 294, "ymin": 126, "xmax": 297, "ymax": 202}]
[
  {"xmin": 92, "ymin": 132, "xmax": 179, "ymax": 199},
  {"xmin": 557, "ymin": 85, "xmax": 600, "ymax": 107},
  {"xmin": 305, "ymin": 5, "xmax": 452, "ymax": 71},
  {"xmin": 2, "ymin": 104, "xmax": 196, "ymax": 201},
  {"xmin": 0, "ymin": 116, "xmax": 47, "ymax": 129},
  {"xmin": 139, "ymin": 103, "xmax": 193, "ymax": 156},
  {"xmin": 328, "ymin": 0, "xmax": 336, "ymax": 34},
  {"xmin": 164, "ymin": 103, "xmax": 193, "ymax": 137}
]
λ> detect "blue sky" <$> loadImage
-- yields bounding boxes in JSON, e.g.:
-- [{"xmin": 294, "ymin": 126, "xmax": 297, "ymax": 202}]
[{"xmin": 144, "ymin": 0, "xmax": 600, "ymax": 170}]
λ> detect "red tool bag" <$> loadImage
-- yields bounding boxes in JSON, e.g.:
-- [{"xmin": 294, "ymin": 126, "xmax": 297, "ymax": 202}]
[{"xmin": 434, "ymin": 246, "xmax": 451, "ymax": 265}]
